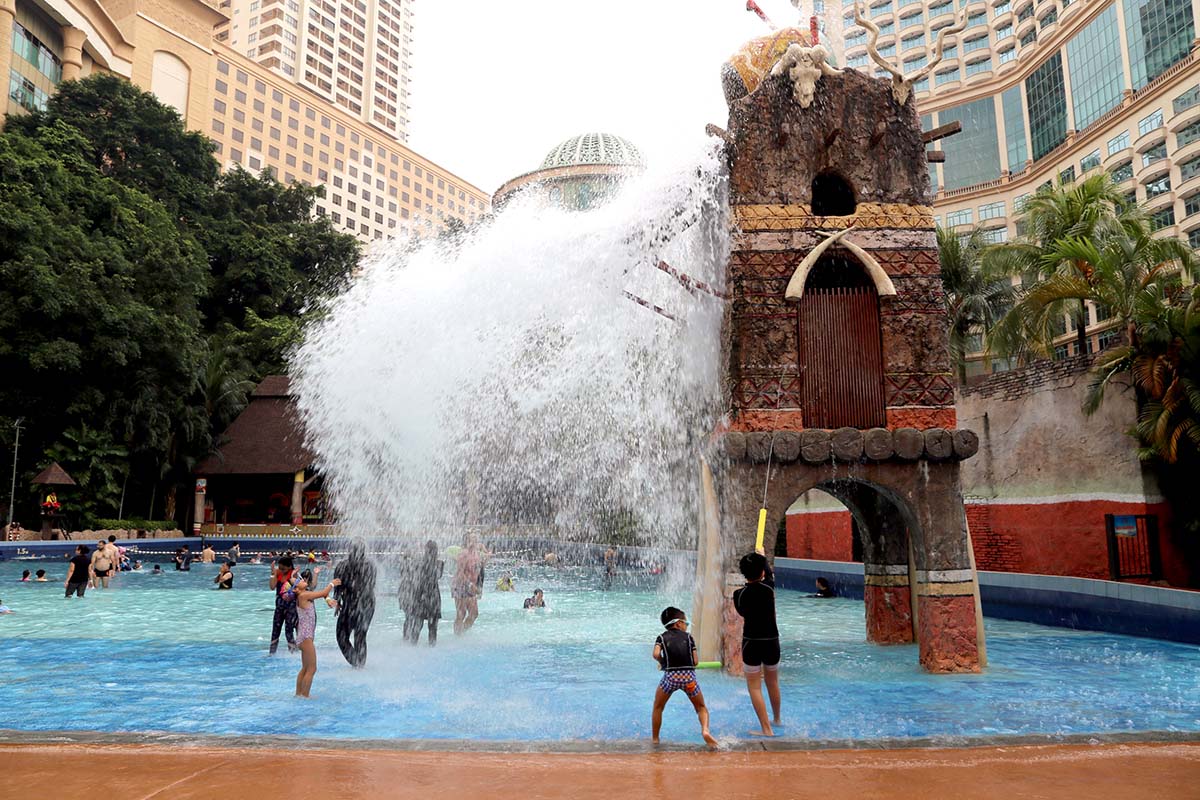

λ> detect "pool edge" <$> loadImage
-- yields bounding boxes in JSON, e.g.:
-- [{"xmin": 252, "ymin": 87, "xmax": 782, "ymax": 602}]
[{"xmin": 2, "ymin": 728, "xmax": 1198, "ymax": 753}]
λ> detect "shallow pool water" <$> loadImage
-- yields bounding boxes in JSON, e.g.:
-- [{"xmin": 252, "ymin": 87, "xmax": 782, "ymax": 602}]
[{"xmin": 0, "ymin": 557, "xmax": 1197, "ymax": 745}]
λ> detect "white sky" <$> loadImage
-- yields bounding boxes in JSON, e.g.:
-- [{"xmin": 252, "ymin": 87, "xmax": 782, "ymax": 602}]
[{"xmin": 408, "ymin": 0, "xmax": 810, "ymax": 194}]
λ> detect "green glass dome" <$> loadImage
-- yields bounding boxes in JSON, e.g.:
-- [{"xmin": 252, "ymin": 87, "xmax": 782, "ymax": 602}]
[{"xmin": 539, "ymin": 133, "xmax": 644, "ymax": 170}]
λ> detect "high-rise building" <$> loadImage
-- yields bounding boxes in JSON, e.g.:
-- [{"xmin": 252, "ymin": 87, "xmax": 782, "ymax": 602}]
[
  {"xmin": 837, "ymin": 0, "xmax": 1200, "ymax": 376},
  {"xmin": 213, "ymin": 0, "xmax": 411, "ymax": 142},
  {"xmin": 2, "ymin": 0, "xmax": 488, "ymax": 243}
]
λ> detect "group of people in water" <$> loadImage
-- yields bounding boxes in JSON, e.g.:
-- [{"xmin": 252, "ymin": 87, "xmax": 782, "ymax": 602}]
[
  {"xmin": 265, "ymin": 534, "xmax": 546, "ymax": 697},
  {"xmin": 15, "ymin": 532, "xmax": 841, "ymax": 745}
]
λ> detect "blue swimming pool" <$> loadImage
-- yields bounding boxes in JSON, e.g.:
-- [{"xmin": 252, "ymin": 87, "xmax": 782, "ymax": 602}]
[{"xmin": 0, "ymin": 557, "xmax": 1197, "ymax": 745}]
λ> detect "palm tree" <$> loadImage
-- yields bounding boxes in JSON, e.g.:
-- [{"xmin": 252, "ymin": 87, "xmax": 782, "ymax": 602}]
[
  {"xmin": 1001, "ymin": 225, "xmax": 1195, "ymax": 391},
  {"xmin": 987, "ymin": 173, "xmax": 1140, "ymax": 359},
  {"xmin": 937, "ymin": 227, "xmax": 1014, "ymax": 383},
  {"xmin": 1087, "ymin": 284, "xmax": 1200, "ymax": 463}
]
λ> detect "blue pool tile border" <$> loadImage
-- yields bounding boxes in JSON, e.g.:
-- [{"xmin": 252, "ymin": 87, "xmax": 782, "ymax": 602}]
[{"xmin": 774, "ymin": 557, "xmax": 1200, "ymax": 645}]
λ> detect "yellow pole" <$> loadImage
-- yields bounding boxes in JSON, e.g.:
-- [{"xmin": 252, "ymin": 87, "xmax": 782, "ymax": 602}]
[{"xmin": 755, "ymin": 507, "xmax": 767, "ymax": 552}]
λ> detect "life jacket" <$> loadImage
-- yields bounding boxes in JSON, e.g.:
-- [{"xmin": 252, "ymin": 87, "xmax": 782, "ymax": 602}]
[{"xmin": 277, "ymin": 570, "xmax": 300, "ymax": 601}]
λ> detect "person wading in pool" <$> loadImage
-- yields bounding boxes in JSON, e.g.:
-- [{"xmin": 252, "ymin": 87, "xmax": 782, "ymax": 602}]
[
  {"xmin": 269, "ymin": 556, "xmax": 301, "ymax": 654},
  {"xmin": 64, "ymin": 545, "xmax": 91, "ymax": 598},
  {"xmin": 401, "ymin": 539, "xmax": 443, "ymax": 645},
  {"xmin": 294, "ymin": 569, "xmax": 340, "ymax": 698},
  {"xmin": 90, "ymin": 538, "xmax": 115, "ymax": 588},
  {"xmin": 452, "ymin": 534, "xmax": 485, "ymax": 634},
  {"xmin": 332, "ymin": 540, "xmax": 376, "ymax": 667},
  {"xmin": 733, "ymin": 549, "xmax": 782, "ymax": 736}
]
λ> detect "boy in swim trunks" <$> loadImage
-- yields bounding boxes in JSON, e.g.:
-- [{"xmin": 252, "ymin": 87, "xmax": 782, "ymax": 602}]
[
  {"xmin": 651, "ymin": 606, "xmax": 717, "ymax": 747},
  {"xmin": 733, "ymin": 550, "xmax": 781, "ymax": 736}
]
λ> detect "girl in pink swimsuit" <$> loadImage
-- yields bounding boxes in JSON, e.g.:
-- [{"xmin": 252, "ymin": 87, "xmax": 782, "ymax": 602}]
[{"xmin": 293, "ymin": 569, "xmax": 340, "ymax": 698}]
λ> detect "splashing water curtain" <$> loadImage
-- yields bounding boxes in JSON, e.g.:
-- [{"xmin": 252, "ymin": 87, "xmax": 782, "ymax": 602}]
[{"xmin": 291, "ymin": 140, "xmax": 730, "ymax": 552}]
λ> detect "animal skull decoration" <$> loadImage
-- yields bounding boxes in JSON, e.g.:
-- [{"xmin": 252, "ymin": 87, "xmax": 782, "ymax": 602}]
[
  {"xmin": 769, "ymin": 43, "xmax": 842, "ymax": 108},
  {"xmin": 853, "ymin": 0, "xmax": 966, "ymax": 105}
]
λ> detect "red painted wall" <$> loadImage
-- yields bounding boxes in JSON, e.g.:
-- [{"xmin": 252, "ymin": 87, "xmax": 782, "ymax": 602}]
[
  {"xmin": 785, "ymin": 510, "xmax": 853, "ymax": 561},
  {"xmin": 786, "ymin": 499, "xmax": 1191, "ymax": 586}
]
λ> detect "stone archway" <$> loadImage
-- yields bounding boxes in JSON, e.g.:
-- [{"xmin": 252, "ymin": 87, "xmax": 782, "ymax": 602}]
[
  {"xmin": 816, "ymin": 478, "xmax": 917, "ymax": 645},
  {"xmin": 718, "ymin": 445, "xmax": 983, "ymax": 674}
]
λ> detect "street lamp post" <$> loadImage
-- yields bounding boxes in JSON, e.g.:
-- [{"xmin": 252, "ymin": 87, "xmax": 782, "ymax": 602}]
[{"xmin": 7, "ymin": 418, "xmax": 23, "ymax": 534}]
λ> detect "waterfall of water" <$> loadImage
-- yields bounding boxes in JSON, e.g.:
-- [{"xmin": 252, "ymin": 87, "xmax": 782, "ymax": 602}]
[{"xmin": 291, "ymin": 135, "xmax": 730, "ymax": 553}]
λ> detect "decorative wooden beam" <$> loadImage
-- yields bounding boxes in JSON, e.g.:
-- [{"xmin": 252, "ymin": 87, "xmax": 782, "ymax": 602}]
[
  {"xmin": 657, "ymin": 261, "xmax": 730, "ymax": 300},
  {"xmin": 921, "ymin": 120, "xmax": 962, "ymax": 143},
  {"xmin": 622, "ymin": 291, "xmax": 678, "ymax": 322},
  {"xmin": 705, "ymin": 123, "xmax": 733, "ymax": 145},
  {"xmin": 927, "ymin": 150, "xmax": 946, "ymax": 162}
]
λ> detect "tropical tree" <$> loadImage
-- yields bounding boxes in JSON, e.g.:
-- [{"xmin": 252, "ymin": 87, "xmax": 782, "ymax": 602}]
[
  {"xmin": 43, "ymin": 424, "xmax": 130, "ymax": 523},
  {"xmin": 1, "ymin": 75, "xmax": 359, "ymax": 525},
  {"xmin": 0, "ymin": 119, "xmax": 209, "ymax": 514},
  {"xmin": 1086, "ymin": 284, "xmax": 1200, "ymax": 462},
  {"xmin": 997, "ymin": 221, "xmax": 1195, "ymax": 369},
  {"xmin": 986, "ymin": 174, "xmax": 1140, "ymax": 359},
  {"xmin": 937, "ymin": 226, "xmax": 1014, "ymax": 383},
  {"xmin": 7, "ymin": 74, "xmax": 219, "ymax": 225}
]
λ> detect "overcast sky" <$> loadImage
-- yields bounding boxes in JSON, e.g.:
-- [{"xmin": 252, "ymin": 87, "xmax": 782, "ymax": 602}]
[{"xmin": 408, "ymin": 0, "xmax": 809, "ymax": 193}]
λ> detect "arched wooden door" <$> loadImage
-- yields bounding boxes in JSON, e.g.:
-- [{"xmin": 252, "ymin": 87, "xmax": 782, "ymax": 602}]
[{"xmin": 798, "ymin": 254, "xmax": 886, "ymax": 428}]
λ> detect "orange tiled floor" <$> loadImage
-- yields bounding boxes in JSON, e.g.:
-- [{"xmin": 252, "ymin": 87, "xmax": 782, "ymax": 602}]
[{"xmin": 1, "ymin": 742, "xmax": 1198, "ymax": 800}]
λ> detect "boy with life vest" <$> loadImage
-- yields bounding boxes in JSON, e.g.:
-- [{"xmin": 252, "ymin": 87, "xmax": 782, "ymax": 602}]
[
  {"xmin": 651, "ymin": 606, "xmax": 717, "ymax": 748},
  {"xmin": 269, "ymin": 556, "xmax": 301, "ymax": 654}
]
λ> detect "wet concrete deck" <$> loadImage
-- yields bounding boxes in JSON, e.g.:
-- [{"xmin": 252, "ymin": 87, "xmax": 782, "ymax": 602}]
[{"xmin": 2, "ymin": 742, "xmax": 1197, "ymax": 799}]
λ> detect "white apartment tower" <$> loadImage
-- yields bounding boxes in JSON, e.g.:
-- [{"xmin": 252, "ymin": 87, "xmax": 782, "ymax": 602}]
[{"xmin": 215, "ymin": 0, "xmax": 412, "ymax": 142}]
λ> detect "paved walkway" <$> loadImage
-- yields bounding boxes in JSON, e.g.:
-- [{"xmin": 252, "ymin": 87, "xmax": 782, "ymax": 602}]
[{"xmin": 2, "ymin": 742, "xmax": 1199, "ymax": 799}]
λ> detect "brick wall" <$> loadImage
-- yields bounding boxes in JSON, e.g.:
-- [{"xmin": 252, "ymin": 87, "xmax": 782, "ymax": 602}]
[
  {"xmin": 966, "ymin": 502, "xmax": 1020, "ymax": 572},
  {"xmin": 959, "ymin": 353, "xmax": 1094, "ymax": 402}
]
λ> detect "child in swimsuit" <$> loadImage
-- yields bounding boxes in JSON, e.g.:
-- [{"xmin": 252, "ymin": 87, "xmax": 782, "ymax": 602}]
[
  {"xmin": 733, "ymin": 549, "xmax": 782, "ymax": 736},
  {"xmin": 650, "ymin": 606, "xmax": 716, "ymax": 747},
  {"xmin": 293, "ymin": 569, "xmax": 340, "ymax": 698}
]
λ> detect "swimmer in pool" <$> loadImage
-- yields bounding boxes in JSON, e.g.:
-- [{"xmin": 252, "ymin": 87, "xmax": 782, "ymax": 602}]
[
  {"xmin": 35, "ymin": 569, "xmax": 47, "ymax": 582},
  {"xmin": 495, "ymin": 572, "xmax": 515, "ymax": 592}
]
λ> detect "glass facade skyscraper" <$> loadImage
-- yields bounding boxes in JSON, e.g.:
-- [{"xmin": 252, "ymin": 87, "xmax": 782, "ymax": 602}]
[{"xmin": 837, "ymin": 0, "xmax": 1200, "ymax": 374}]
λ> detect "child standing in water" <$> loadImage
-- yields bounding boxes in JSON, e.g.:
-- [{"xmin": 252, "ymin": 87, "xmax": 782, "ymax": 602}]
[
  {"xmin": 294, "ymin": 569, "xmax": 340, "ymax": 698},
  {"xmin": 651, "ymin": 606, "xmax": 717, "ymax": 748},
  {"xmin": 733, "ymin": 549, "xmax": 781, "ymax": 736}
]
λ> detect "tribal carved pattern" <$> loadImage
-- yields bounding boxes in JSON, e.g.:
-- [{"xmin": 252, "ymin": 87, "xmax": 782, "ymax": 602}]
[
  {"xmin": 730, "ymin": 250, "xmax": 800, "ymax": 278},
  {"xmin": 880, "ymin": 276, "xmax": 946, "ymax": 315},
  {"xmin": 735, "ymin": 375, "xmax": 803, "ymax": 409},
  {"xmin": 732, "ymin": 291, "xmax": 793, "ymax": 318},
  {"xmin": 884, "ymin": 373, "xmax": 956, "ymax": 406},
  {"xmin": 731, "ymin": 249, "xmax": 941, "ymax": 280},
  {"xmin": 871, "ymin": 249, "xmax": 941, "ymax": 277},
  {"xmin": 733, "ymin": 202, "xmax": 934, "ymax": 232}
]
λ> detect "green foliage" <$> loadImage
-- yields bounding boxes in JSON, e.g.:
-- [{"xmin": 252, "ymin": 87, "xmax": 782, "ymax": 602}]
[
  {"xmin": 986, "ymin": 174, "xmax": 1143, "ymax": 359},
  {"xmin": 982, "ymin": 173, "xmax": 1200, "ymax": 548},
  {"xmin": 198, "ymin": 169, "xmax": 357, "ymax": 374},
  {"xmin": 595, "ymin": 507, "xmax": 644, "ymax": 547},
  {"xmin": 0, "ymin": 75, "xmax": 359, "ymax": 525},
  {"xmin": 8, "ymin": 74, "xmax": 219, "ymax": 224},
  {"xmin": 42, "ymin": 424, "xmax": 128, "ymax": 523},
  {"xmin": 92, "ymin": 519, "xmax": 179, "ymax": 531},
  {"xmin": 0, "ymin": 119, "xmax": 208, "ymax": 475},
  {"xmin": 937, "ymin": 227, "xmax": 1013, "ymax": 383}
]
